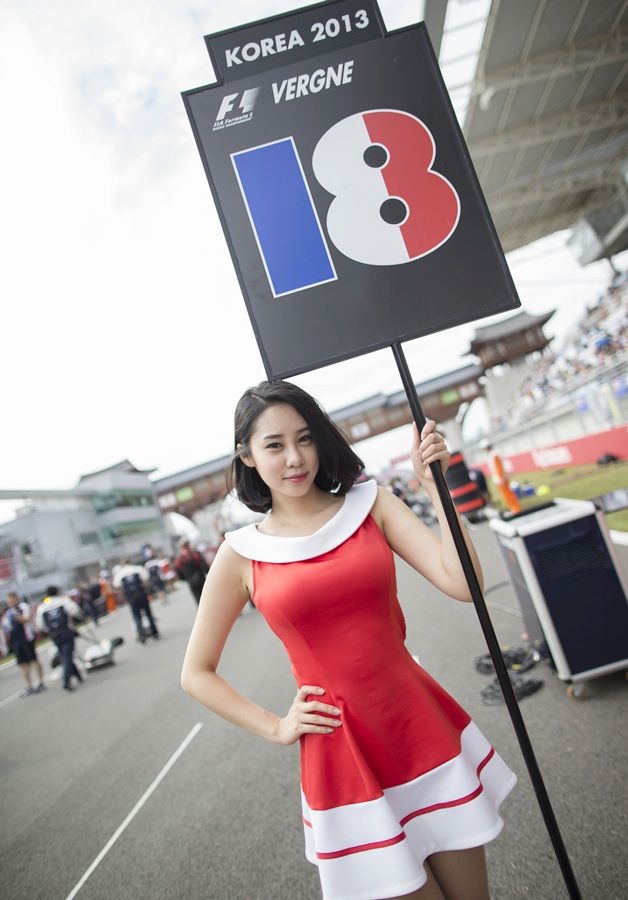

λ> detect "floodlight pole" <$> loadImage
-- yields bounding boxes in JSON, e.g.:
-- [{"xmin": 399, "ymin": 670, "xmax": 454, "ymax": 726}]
[{"xmin": 391, "ymin": 342, "xmax": 582, "ymax": 900}]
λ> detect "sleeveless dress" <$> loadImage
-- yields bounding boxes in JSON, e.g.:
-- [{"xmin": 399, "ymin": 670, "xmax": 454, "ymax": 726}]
[{"xmin": 225, "ymin": 480, "xmax": 516, "ymax": 900}]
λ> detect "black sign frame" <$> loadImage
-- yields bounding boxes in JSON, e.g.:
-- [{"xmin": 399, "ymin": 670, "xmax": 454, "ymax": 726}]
[{"xmin": 183, "ymin": 6, "xmax": 520, "ymax": 381}]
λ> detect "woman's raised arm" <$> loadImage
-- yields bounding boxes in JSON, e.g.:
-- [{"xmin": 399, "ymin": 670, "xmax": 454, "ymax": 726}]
[{"xmin": 373, "ymin": 420, "xmax": 484, "ymax": 602}]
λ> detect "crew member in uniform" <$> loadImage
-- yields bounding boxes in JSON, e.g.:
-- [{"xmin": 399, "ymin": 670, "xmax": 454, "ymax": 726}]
[
  {"xmin": 113, "ymin": 559, "xmax": 160, "ymax": 643},
  {"xmin": 486, "ymin": 444, "xmax": 521, "ymax": 515},
  {"xmin": 36, "ymin": 587, "xmax": 84, "ymax": 692},
  {"xmin": 2, "ymin": 592, "xmax": 46, "ymax": 695}
]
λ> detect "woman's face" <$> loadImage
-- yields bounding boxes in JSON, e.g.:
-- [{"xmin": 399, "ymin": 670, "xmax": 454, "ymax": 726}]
[{"xmin": 243, "ymin": 403, "xmax": 319, "ymax": 499}]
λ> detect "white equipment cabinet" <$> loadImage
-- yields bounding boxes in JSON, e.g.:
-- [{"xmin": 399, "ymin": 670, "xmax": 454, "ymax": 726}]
[{"xmin": 489, "ymin": 499, "xmax": 628, "ymax": 693}]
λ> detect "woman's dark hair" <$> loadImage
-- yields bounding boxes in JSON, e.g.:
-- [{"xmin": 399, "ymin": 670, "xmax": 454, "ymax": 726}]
[{"xmin": 227, "ymin": 381, "xmax": 364, "ymax": 513}]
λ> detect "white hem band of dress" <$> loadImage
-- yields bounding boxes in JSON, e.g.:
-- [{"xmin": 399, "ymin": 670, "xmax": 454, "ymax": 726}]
[
  {"xmin": 224, "ymin": 480, "xmax": 378, "ymax": 562},
  {"xmin": 301, "ymin": 721, "xmax": 517, "ymax": 900}
]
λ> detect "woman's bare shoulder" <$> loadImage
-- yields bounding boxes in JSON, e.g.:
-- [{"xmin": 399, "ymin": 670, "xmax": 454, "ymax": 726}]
[
  {"xmin": 372, "ymin": 483, "xmax": 422, "ymax": 533},
  {"xmin": 370, "ymin": 483, "xmax": 400, "ymax": 528},
  {"xmin": 210, "ymin": 540, "xmax": 252, "ymax": 589}
]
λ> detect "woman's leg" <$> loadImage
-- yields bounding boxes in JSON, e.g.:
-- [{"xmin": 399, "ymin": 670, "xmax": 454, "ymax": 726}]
[
  {"xmin": 427, "ymin": 846, "xmax": 491, "ymax": 900},
  {"xmin": 385, "ymin": 860, "xmax": 446, "ymax": 900}
]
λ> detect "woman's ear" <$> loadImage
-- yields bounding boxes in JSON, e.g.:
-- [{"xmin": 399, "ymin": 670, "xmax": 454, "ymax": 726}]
[{"xmin": 237, "ymin": 443, "xmax": 255, "ymax": 469}]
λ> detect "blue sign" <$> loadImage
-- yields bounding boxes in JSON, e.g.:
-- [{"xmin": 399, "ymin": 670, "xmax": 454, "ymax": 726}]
[{"xmin": 232, "ymin": 138, "xmax": 336, "ymax": 297}]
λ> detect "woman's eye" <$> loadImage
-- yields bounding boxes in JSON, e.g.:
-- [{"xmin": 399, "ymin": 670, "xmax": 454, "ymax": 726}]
[
  {"xmin": 266, "ymin": 442, "xmax": 281, "ymax": 450},
  {"xmin": 299, "ymin": 434, "xmax": 312, "ymax": 443}
]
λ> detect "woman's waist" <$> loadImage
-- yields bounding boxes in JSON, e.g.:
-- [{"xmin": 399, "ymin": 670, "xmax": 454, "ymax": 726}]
[{"xmin": 291, "ymin": 644, "xmax": 417, "ymax": 694}]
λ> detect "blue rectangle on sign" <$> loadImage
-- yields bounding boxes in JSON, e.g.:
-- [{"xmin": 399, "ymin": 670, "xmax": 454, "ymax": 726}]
[{"xmin": 232, "ymin": 138, "xmax": 336, "ymax": 297}]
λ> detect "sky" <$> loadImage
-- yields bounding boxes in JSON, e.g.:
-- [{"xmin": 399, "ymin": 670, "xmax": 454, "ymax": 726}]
[{"xmin": 0, "ymin": 0, "xmax": 622, "ymax": 523}]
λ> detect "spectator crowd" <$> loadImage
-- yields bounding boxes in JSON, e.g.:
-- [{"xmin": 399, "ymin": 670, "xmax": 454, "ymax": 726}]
[{"xmin": 492, "ymin": 274, "xmax": 628, "ymax": 429}]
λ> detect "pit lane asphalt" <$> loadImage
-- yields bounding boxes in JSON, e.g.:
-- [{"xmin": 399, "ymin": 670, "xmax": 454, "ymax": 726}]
[{"xmin": 1, "ymin": 522, "xmax": 626, "ymax": 900}]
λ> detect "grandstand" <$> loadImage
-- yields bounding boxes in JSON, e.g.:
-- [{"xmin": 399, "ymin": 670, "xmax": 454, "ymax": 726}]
[{"xmin": 490, "ymin": 273, "xmax": 628, "ymax": 431}]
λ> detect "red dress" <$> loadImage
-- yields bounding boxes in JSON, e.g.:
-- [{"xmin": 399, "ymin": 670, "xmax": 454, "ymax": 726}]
[{"xmin": 225, "ymin": 480, "xmax": 516, "ymax": 900}]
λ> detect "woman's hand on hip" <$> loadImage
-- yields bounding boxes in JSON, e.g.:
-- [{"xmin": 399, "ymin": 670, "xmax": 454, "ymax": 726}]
[
  {"xmin": 273, "ymin": 685, "xmax": 342, "ymax": 746},
  {"xmin": 410, "ymin": 420, "xmax": 450, "ymax": 484}
]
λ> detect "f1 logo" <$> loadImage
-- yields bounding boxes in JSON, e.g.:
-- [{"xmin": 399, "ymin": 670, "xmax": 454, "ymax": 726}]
[
  {"xmin": 232, "ymin": 109, "xmax": 460, "ymax": 296},
  {"xmin": 215, "ymin": 88, "xmax": 260, "ymax": 122}
]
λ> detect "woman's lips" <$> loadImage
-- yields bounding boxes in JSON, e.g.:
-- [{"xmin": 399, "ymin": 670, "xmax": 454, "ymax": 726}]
[{"xmin": 285, "ymin": 473, "xmax": 308, "ymax": 482}]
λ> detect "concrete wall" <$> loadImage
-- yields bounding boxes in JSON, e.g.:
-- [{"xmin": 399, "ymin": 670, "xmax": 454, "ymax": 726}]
[{"xmin": 2, "ymin": 508, "xmax": 94, "ymax": 562}]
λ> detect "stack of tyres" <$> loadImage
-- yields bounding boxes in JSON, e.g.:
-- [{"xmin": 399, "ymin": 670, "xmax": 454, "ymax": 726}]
[{"xmin": 445, "ymin": 451, "xmax": 486, "ymax": 520}]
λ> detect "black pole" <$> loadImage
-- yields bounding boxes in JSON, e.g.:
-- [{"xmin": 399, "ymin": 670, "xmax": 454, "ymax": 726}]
[{"xmin": 391, "ymin": 342, "xmax": 582, "ymax": 900}]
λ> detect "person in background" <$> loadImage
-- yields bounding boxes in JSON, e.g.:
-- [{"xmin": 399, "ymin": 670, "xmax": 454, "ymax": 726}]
[
  {"xmin": 112, "ymin": 559, "xmax": 160, "ymax": 643},
  {"xmin": 468, "ymin": 466, "xmax": 491, "ymax": 507},
  {"xmin": 99, "ymin": 570, "xmax": 118, "ymax": 614},
  {"xmin": 2, "ymin": 592, "xmax": 46, "ymax": 696},
  {"xmin": 159, "ymin": 557, "xmax": 177, "ymax": 593},
  {"xmin": 145, "ymin": 557, "xmax": 167, "ymax": 604},
  {"xmin": 389, "ymin": 477, "xmax": 407, "ymax": 501},
  {"xmin": 485, "ymin": 444, "xmax": 521, "ymax": 514},
  {"xmin": 87, "ymin": 579, "xmax": 102, "ymax": 624},
  {"xmin": 78, "ymin": 581, "xmax": 100, "ymax": 627},
  {"xmin": 28, "ymin": 597, "xmax": 40, "ymax": 638},
  {"xmin": 36, "ymin": 587, "xmax": 84, "ymax": 692},
  {"xmin": 0, "ymin": 607, "xmax": 8, "ymax": 658},
  {"xmin": 174, "ymin": 538, "xmax": 209, "ymax": 605},
  {"xmin": 202, "ymin": 533, "xmax": 225, "ymax": 568}
]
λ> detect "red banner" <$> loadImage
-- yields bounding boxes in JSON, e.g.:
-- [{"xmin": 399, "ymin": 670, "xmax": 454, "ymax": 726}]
[{"xmin": 499, "ymin": 425, "xmax": 627, "ymax": 474}]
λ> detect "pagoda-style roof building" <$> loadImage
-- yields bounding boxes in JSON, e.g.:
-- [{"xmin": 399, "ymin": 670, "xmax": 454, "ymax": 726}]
[{"xmin": 467, "ymin": 310, "xmax": 555, "ymax": 370}]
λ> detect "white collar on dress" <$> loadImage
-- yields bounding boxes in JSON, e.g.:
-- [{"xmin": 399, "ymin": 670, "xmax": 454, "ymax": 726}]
[{"xmin": 224, "ymin": 479, "xmax": 378, "ymax": 563}]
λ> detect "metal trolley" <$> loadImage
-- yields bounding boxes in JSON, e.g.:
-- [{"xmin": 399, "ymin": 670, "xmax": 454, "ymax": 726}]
[{"xmin": 489, "ymin": 498, "xmax": 628, "ymax": 698}]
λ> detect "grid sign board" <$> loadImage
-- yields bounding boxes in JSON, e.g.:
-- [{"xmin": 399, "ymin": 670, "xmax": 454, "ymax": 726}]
[{"xmin": 183, "ymin": 0, "xmax": 520, "ymax": 379}]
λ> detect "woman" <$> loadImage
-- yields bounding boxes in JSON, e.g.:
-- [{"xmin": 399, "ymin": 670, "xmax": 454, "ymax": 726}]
[{"xmin": 181, "ymin": 380, "xmax": 516, "ymax": 900}]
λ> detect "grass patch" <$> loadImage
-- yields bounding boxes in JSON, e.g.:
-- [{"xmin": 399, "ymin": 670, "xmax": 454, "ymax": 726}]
[
  {"xmin": 605, "ymin": 509, "xmax": 628, "ymax": 532},
  {"xmin": 489, "ymin": 462, "xmax": 628, "ymax": 531}
]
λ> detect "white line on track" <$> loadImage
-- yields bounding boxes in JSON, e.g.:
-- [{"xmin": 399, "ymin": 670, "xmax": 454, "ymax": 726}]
[
  {"xmin": 0, "ymin": 677, "xmax": 59, "ymax": 710},
  {"xmin": 0, "ymin": 688, "xmax": 26, "ymax": 708},
  {"xmin": 63, "ymin": 721, "xmax": 203, "ymax": 900}
]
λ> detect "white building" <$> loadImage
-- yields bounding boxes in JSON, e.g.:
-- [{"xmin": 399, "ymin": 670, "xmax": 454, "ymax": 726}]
[{"xmin": 0, "ymin": 461, "xmax": 171, "ymax": 601}]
